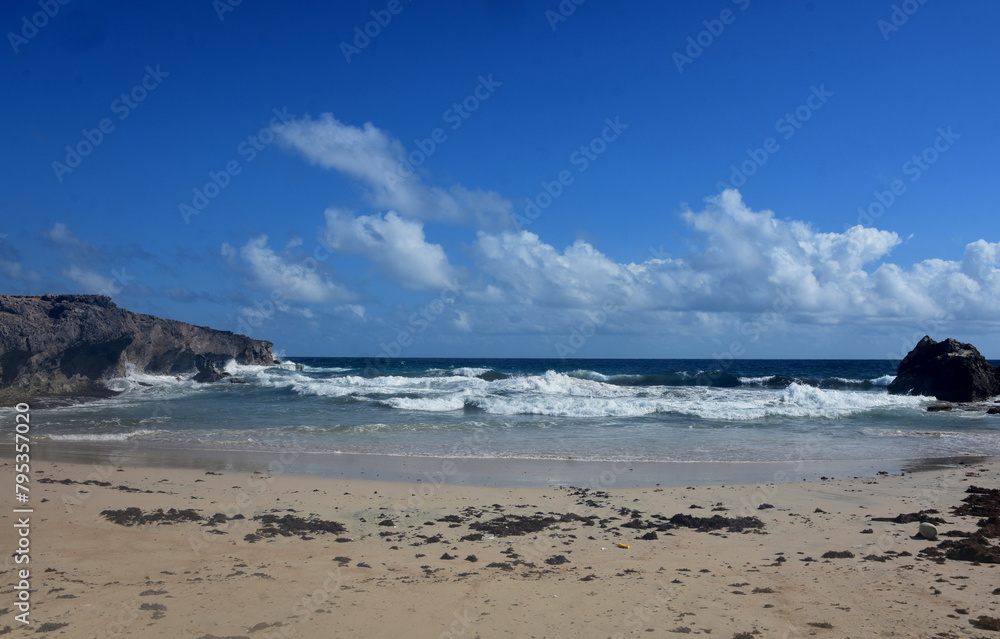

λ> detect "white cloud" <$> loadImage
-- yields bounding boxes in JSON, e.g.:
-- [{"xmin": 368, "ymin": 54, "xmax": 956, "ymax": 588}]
[
  {"xmin": 323, "ymin": 208, "xmax": 459, "ymax": 290},
  {"xmin": 236, "ymin": 235, "xmax": 356, "ymax": 303},
  {"xmin": 64, "ymin": 265, "xmax": 117, "ymax": 294},
  {"xmin": 0, "ymin": 254, "xmax": 42, "ymax": 285},
  {"xmin": 470, "ymin": 189, "xmax": 1000, "ymax": 331},
  {"xmin": 339, "ymin": 304, "xmax": 367, "ymax": 319},
  {"xmin": 453, "ymin": 310, "xmax": 471, "ymax": 332},
  {"xmin": 273, "ymin": 110, "xmax": 1000, "ymax": 345},
  {"xmin": 42, "ymin": 222, "xmax": 91, "ymax": 248},
  {"xmin": 279, "ymin": 114, "xmax": 514, "ymax": 229}
]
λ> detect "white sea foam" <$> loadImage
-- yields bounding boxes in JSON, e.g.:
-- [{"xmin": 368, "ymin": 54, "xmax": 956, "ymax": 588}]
[
  {"xmin": 473, "ymin": 395, "xmax": 663, "ymax": 417},
  {"xmin": 871, "ymin": 375, "xmax": 895, "ymax": 386},
  {"xmin": 285, "ymin": 372, "xmax": 485, "ymax": 399},
  {"xmin": 278, "ymin": 369, "xmax": 930, "ymax": 420},
  {"xmin": 451, "ymin": 367, "xmax": 492, "ymax": 377},
  {"xmin": 567, "ymin": 369, "xmax": 611, "ymax": 382},
  {"xmin": 46, "ymin": 429, "xmax": 163, "ymax": 442},
  {"xmin": 380, "ymin": 393, "xmax": 468, "ymax": 412},
  {"xmin": 299, "ymin": 365, "xmax": 352, "ymax": 373},
  {"xmin": 223, "ymin": 360, "xmax": 282, "ymax": 376},
  {"xmin": 104, "ymin": 364, "xmax": 201, "ymax": 395},
  {"xmin": 468, "ymin": 380, "xmax": 926, "ymax": 419},
  {"xmin": 488, "ymin": 371, "xmax": 633, "ymax": 397}
]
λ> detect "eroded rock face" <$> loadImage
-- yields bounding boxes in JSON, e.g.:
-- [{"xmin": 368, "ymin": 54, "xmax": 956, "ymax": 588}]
[
  {"xmin": 887, "ymin": 335, "xmax": 999, "ymax": 402},
  {"xmin": 0, "ymin": 294, "xmax": 274, "ymax": 404}
]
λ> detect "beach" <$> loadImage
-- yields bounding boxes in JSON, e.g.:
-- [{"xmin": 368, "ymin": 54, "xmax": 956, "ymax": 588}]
[{"xmin": 5, "ymin": 452, "xmax": 999, "ymax": 638}]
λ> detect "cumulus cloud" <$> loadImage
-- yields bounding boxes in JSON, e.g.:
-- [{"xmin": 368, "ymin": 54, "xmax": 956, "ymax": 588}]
[
  {"xmin": 235, "ymin": 235, "xmax": 356, "ymax": 303},
  {"xmin": 470, "ymin": 189, "xmax": 1000, "ymax": 330},
  {"xmin": 279, "ymin": 114, "xmax": 514, "ymax": 230},
  {"xmin": 475, "ymin": 230, "xmax": 637, "ymax": 308},
  {"xmin": 322, "ymin": 208, "xmax": 459, "ymax": 290}
]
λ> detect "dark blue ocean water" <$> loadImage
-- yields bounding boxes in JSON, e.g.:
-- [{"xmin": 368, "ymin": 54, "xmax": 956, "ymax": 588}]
[{"xmin": 10, "ymin": 358, "xmax": 1000, "ymax": 462}]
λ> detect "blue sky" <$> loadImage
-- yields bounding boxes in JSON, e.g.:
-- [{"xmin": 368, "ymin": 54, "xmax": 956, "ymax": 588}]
[{"xmin": 2, "ymin": 0, "xmax": 999, "ymax": 360}]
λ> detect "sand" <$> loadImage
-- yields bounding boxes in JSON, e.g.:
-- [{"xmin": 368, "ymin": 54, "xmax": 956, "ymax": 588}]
[{"xmin": 3, "ymin": 455, "xmax": 1000, "ymax": 638}]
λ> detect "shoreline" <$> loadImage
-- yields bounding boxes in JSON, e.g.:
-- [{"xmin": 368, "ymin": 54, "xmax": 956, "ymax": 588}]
[{"xmin": 7, "ymin": 440, "xmax": 993, "ymax": 488}]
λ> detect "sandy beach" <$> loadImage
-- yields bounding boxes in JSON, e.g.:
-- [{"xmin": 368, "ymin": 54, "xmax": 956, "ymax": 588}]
[{"xmin": 3, "ymin": 453, "xmax": 999, "ymax": 638}]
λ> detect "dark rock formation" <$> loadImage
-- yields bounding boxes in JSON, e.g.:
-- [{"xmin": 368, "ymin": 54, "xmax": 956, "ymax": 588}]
[
  {"xmin": 888, "ymin": 336, "xmax": 999, "ymax": 402},
  {"xmin": 0, "ymin": 294, "xmax": 274, "ymax": 404}
]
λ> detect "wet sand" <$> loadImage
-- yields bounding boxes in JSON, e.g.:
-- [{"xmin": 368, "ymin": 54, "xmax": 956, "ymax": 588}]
[
  {"xmin": 3, "ymin": 454, "xmax": 1000, "ymax": 638},
  {"xmin": 21, "ymin": 440, "xmax": 969, "ymax": 487}
]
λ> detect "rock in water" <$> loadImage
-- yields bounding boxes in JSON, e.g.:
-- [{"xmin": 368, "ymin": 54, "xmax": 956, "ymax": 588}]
[
  {"xmin": 888, "ymin": 336, "xmax": 1000, "ymax": 402},
  {"xmin": 918, "ymin": 521, "xmax": 939, "ymax": 541},
  {"xmin": 0, "ymin": 294, "xmax": 274, "ymax": 404}
]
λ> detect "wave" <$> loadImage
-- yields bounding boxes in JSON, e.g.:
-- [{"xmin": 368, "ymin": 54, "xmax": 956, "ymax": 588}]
[
  {"xmin": 93, "ymin": 360, "xmax": 919, "ymax": 422},
  {"xmin": 299, "ymin": 364, "xmax": 353, "ymax": 373},
  {"xmin": 567, "ymin": 369, "xmax": 740, "ymax": 387},
  {"xmin": 380, "ymin": 394, "xmax": 469, "ymax": 412},
  {"xmin": 44, "ymin": 428, "xmax": 164, "ymax": 442},
  {"xmin": 334, "ymin": 371, "xmax": 928, "ymax": 419},
  {"xmin": 737, "ymin": 374, "xmax": 898, "ymax": 391},
  {"xmin": 103, "ymin": 366, "xmax": 203, "ymax": 396},
  {"xmin": 424, "ymin": 366, "xmax": 509, "ymax": 381}
]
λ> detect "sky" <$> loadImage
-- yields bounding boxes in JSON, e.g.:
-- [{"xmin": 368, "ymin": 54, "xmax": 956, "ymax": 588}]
[{"xmin": 2, "ymin": 0, "xmax": 999, "ymax": 360}]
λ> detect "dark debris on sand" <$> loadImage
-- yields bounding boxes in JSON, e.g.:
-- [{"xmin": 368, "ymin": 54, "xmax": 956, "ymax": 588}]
[
  {"xmin": 663, "ymin": 513, "xmax": 765, "ymax": 534},
  {"xmin": 952, "ymin": 485, "xmax": 1000, "ymax": 518},
  {"xmin": 970, "ymin": 615, "xmax": 1000, "ymax": 631},
  {"xmin": 869, "ymin": 509, "xmax": 947, "ymax": 524},
  {"xmin": 919, "ymin": 485, "xmax": 1000, "ymax": 564},
  {"xmin": 244, "ymin": 513, "xmax": 347, "ymax": 543},
  {"xmin": 100, "ymin": 507, "xmax": 203, "ymax": 526},
  {"xmin": 468, "ymin": 512, "xmax": 596, "ymax": 537}
]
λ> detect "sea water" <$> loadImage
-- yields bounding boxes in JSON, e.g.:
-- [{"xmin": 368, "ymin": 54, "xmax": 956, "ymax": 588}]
[{"xmin": 10, "ymin": 358, "xmax": 1000, "ymax": 463}]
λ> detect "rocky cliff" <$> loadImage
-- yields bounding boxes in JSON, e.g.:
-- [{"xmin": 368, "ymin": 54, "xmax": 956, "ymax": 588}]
[{"xmin": 0, "ymin": 294, "xmax": 274, "ymax": 405}]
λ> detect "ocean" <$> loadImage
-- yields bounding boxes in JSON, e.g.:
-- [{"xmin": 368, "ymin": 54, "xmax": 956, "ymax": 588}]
[{"xmin": 13, "ymin": 358, "xmax": 1000, "ymax": 465}]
